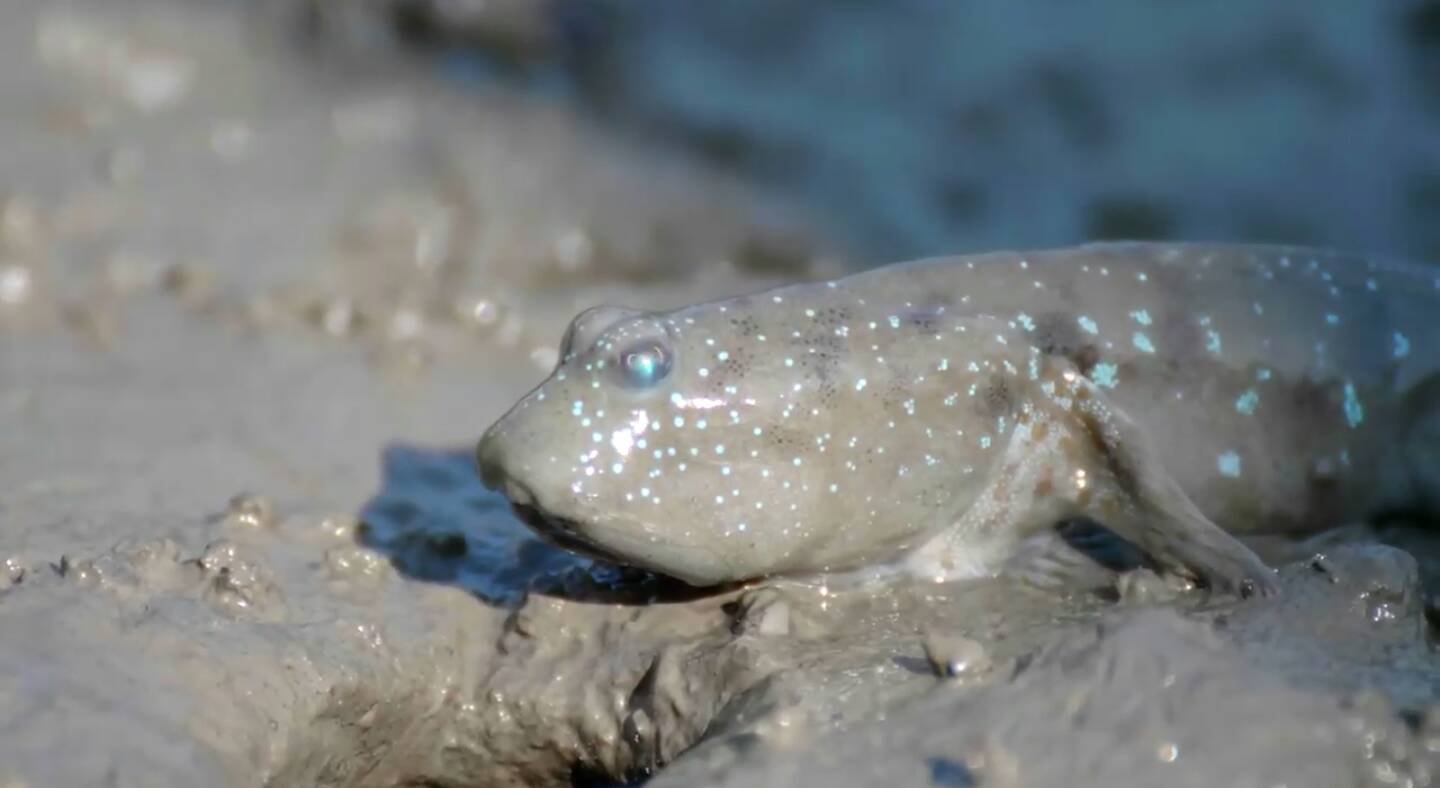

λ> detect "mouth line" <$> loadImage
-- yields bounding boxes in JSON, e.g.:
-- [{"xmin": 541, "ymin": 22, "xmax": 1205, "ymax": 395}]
[
  {"xmin": 483, "ymin": 469, "xmax": 618, "ymax": 562},
  {"xmin": 509, "ymin": 500, "xmax": 622, "ymax": 564}
]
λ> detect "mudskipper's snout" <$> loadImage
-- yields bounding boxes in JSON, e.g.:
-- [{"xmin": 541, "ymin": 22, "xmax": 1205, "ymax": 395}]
[
  {"xmin": 475, "ymin": 422, "xmax": 509, "ymax": 493},
  {"xmin": 476, "ymin": 416, "xmax": 606, "ymax": 559},
  {"xmin": 477, "ymin": 419, "xmax": 543, "ymax": 513}
]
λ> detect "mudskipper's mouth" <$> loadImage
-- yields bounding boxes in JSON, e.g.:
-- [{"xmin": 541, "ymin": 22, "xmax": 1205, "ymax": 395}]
[
  {"xmin": 494, "ymin": 477, "xmax": 622, "ymax": 564},
  {"xmin": 510, "ymin": 501, "xmax": 611, "ymax": 560},
  {"xmin": 478, "ymin": 441, "xmax": 629, "ymax": 565}
]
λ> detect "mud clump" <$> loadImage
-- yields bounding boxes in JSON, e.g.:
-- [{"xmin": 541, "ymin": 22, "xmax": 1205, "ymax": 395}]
[{"xmin": 921, "ymin": 631, "xmax": 992, "ymax": 680}]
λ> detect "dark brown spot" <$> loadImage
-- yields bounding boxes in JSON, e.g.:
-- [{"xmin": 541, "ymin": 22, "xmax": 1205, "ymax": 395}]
[
  {"xmin": 729, "ymin": 315, "xmax": 762, "ymax": 338},
  {"xmin": 1033, "ymin": 313, "xmax": 1100, "ymax": 374},
  {"xmin": 1074, "ymin": 409, "xmax": 1141, "ymax": 499},
  {"xmin": 977, "ymin": 375, "xmax": 1014, "ymax": 419}
]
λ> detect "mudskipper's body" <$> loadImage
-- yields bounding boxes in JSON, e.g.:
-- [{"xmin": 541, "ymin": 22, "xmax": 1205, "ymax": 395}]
[{"xmin": 477, "ymin": 243, "xmax": 1440, "ymax": 595}]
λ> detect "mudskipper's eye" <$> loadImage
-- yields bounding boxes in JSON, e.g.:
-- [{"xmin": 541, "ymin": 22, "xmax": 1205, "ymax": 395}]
[
  {"xmin": 560, "ymin": 306, "xmax": 643, "ymax": 362},
  {"xmin": 618, "ymin": 340, "xmax": 672, "ymax": 389}
]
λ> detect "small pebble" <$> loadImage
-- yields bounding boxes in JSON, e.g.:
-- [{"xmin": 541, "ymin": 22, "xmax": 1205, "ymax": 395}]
[
  {"xmin": 197, "ymin": 540, "xmax": 282, "ymax": 619},
  {"xmin": 324, "ymin": 546, "xmax": 387, "ymax": 582},
  {"xmin": 1116, "ymin": 568, "xmax": 1185, "ymax": 604},
  {"xmin": 922, "ymin": 631, "xmax": 991, "ymax": 679},
  {"xmin": 0, "ymin": 556, "xmax": 24, "ymax": 591},
  {"xmin": 224, "ymin": 493, "xmax": 275, "ymax": 530},
  {"xmin": 734, "ymin": 587, "xmax": 792, "ymax": 637},
  {"xmin": 751, "ymin": 598, "xmax": 791, "ymax": 636}
]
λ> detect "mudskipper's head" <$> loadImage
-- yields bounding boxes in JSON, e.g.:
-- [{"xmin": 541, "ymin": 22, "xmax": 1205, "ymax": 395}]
[
  {"xmin": 479, "ymin": 299, "xmax": 787, "ymax": 585},
  {"xmin": 477, "ymin": 287, "xmax": 955, "ymax": 586}
]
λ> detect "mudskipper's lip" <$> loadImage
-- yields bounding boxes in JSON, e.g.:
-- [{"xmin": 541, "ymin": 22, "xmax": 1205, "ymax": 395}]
[
  {"xmin": 492, "ymin": 472, "xmax": 618, "ymax": 562},
  {"xmin": 509, "ymin": 500, "xmax": 619, "ymax": 563},
  {"xmin": 475, "ymin": 428, "xmax": 508, "ymax": 492}
]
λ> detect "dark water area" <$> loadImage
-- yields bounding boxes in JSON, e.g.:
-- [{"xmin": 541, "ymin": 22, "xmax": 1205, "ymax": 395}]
[{"xmin": 336, "ymin": 0, "xmax": 1440, "ymax": 266}]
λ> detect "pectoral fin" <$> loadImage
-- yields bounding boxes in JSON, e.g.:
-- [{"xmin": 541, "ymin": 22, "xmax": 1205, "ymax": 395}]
[
  {"xmin": 1032, "ymin": 363, "xmax": 1279, "ymax": 597},
  {"xmin": 914, "ymin": 359, "xmax": 1278, "ymax": 597}
]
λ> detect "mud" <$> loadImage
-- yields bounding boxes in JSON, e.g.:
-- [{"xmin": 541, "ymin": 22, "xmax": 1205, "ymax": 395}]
[{"xmin": 1, "ymin": 0, "xmax": 1438, "ymax": 786}]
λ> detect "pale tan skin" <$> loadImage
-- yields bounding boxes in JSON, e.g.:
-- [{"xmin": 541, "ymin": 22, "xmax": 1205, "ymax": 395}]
[{"xmin": 478, "ymin": 243, "xmax": 1440, "ymax": 596}]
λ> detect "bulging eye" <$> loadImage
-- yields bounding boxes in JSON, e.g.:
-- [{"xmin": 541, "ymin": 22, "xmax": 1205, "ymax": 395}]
[
  {"xmin": 618, "ymin": 340, "xmax": 672, "ymax": 389},
  {"xmin": 560, "ymin": 306, "xmax": 643, "ymax": 362}
]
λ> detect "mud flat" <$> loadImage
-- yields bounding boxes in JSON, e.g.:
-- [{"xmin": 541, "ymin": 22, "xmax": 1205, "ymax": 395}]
[{"xmin": 1, "ymin": 1, "xmax": 1438, "ymax": 786}]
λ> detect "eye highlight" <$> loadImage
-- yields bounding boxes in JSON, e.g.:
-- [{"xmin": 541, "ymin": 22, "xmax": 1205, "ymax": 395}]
[{"xmin": 618, "ymin": 340, "xmax": 673, "ymax": 388}]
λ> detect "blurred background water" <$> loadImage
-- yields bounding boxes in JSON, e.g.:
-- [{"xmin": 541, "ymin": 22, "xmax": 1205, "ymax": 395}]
[{"xmin": 297, "ymin": 0, "xmax": 1440, "ymax": 264}]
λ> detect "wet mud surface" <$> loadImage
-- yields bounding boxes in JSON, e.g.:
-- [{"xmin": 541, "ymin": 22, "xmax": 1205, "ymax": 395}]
[{"xmin": 2, "ymin": 0, "xmax": 1439, "ymax": 786}]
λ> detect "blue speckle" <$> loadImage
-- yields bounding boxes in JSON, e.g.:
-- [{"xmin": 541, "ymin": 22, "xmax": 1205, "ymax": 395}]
[
  {"xmin": 1132, "ymin": 332, "xmax": 1155, "ymax": 354},
  {"xmin": 1394, "ymin": 332, "xmax": 1411, "ymax": 360},
  {"xmin": 1217, "ymin": 451, "xmax": 1242, "ymax": 478},
  {"xmin": 1078, "ymin": 315, "xmax": 1098, "ymax": 334},
  {"xmin": 1343, "ymin": 382, "xmax": 1364, "ymax": 428},
  {"xmin": 1090, "ymin": 362, "xmax": 1119, "ymax": 389},
  {"xmin": 1129, "ymin": 309, "xmax": 1152, "ymax": 326},
  {"xmin": 1235, "ymin": 389, "xmax": 1259, "ymax": 415}
]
